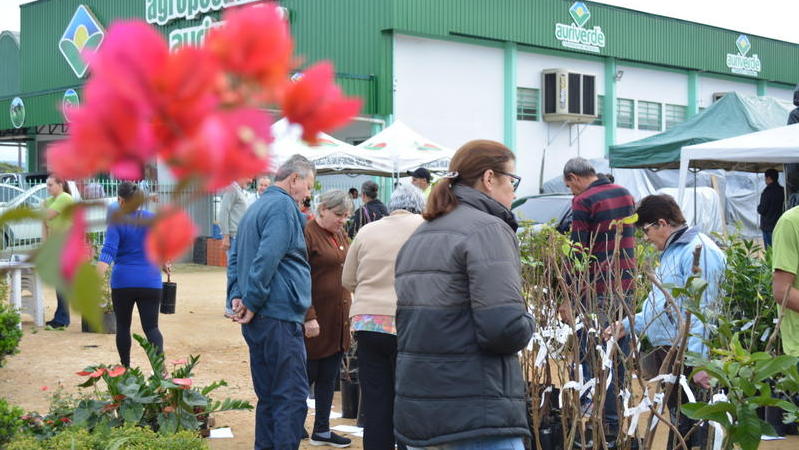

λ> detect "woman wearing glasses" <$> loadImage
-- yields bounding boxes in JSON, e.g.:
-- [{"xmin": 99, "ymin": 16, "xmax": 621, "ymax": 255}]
[{"xmin": 393, "ymin": 140, "xmax": 534, "ymax": 449}]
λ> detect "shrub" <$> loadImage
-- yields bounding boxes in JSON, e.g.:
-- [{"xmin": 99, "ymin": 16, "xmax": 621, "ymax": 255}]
[
  {"xmin": 0, "ymin": 298, "xmax": 22, "ymax": 367},
  {"xmin": 7, "ymin": 425, "xmax": 207, "ymax": 449},
  {"xmin": 0, "ymin": 397, "xmax": 24, "ymax": 446}
]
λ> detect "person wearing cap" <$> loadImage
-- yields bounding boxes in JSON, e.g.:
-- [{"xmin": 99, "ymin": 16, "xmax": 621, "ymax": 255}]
[{"xmin": 408, "ymin": 167, "xmax": 432, "ymax": 198}]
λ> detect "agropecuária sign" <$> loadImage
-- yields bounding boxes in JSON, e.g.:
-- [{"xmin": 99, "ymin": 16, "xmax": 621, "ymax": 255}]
[{"xmin": 145, "ymin": 0, "xmax": 286, "ymax": 51}]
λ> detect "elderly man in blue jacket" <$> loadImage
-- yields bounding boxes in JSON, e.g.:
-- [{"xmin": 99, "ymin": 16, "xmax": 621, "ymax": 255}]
[
  {"xmin": 228, "ymin": 154, "xmax": 316, "ymax": 450},
  {"xmin": 608, "ymin": 194, "xmax": 725, "ymax": 449}
]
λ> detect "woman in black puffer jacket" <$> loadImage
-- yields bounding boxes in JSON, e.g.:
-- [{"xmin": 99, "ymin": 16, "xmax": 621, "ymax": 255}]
[{"xmin": 394, "ymin": 140, "xmax": 535, "ymax": 449}]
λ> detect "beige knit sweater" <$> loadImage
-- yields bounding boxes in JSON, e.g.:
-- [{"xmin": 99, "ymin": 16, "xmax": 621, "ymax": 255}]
[{"xmin": 342, "ymin": 210, "xmax": 424, "ymax": 318}]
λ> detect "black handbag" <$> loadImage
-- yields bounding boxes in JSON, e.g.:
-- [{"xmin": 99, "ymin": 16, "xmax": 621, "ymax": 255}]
[{"xmin": 161, "ymin": 272, "xmax": 177, "ymax": 314}]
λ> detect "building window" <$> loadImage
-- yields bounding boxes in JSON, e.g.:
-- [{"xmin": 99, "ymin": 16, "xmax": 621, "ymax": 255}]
[
  {"xmin": 638, "ymin": 101, "xmax": 662, "ymax": 131},
  {"xmin": 665, "ymin": 104, "xmax": 687, "ymax": 130},
  {"xmin": 617, "ymin": 98, "xmax": 634, "ymax": 129},
  {"xmin": 517, "ymin": 88, "xmax": 539, "ymax": 121},
  {"xmin": 592, "ymin": 95, "xmax": 604, "ymax": 126}
]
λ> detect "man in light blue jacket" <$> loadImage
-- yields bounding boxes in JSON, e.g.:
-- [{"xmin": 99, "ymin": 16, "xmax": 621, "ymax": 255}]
[
  {"xmin": 228, "ymin": 154, "xmax": 316, "ymax": 450},
  {"xmin": 608, "ymin": 194, "xmax": 725, "ymax": 448}
]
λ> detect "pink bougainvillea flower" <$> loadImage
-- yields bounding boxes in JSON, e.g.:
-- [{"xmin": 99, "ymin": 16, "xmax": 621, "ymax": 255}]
[
  {"xmin": 282, "ymin": 62, "xmax": 361, "ymax": 143},
  {"xmin": 84, "ymin": 21, "xmax": 169, "ymax": 116},
  {"xmin": 107, "ymin": 366, "xmax": 126, "ymax": 378},
  {"xmin": 170, "ymin": 358, "xmax": 187, "ymax": 365},
  {"xmin": 152, "ymin": 46, "xmax": 221, "ymax": 152},
  {"xmin": 172, "ymin": 378, "xmax": 193, "ymax": 389},
  {"xmin": 207, "ymin": 4, "xmax": 293, "ymax": 99},
  {"xmin": 90, "ymin": 368, "xmax": 106, "ymax": 378},
  {"xmin": 145, "ymin": 208, "xmax": 197, "ymax": 265},
  {"xmin": 60, "ymin": 207, "xmax": 91, "ymax": 281},
  {"xmin": 167, "ymin": 108, "xmax": 271, "ymax": 191}
]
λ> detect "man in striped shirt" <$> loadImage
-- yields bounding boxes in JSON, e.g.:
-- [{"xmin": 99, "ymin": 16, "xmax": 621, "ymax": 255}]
[{"xmin": 562, "ymin": 157, "xmax": 636, "ymax": 447}]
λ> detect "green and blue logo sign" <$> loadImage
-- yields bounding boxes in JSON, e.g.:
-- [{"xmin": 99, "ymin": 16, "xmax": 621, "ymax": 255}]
[
  {"xmin": 726, "ymin": 34, "xmax": 761, "ymax": 77},
  {"xmin": 10, "ymin": 97, "xmax": 25, "ymax": 129},
  {"xmin": 555, "ymin": 2, "xmax": 606, "ymax": 53},
  {"xmin": 62, "ymin": 89, "xmax": 80, "ymax": 122},
  {"xmin": 59, "ymin": 5, "xmax": 105, "ymax": 78}
]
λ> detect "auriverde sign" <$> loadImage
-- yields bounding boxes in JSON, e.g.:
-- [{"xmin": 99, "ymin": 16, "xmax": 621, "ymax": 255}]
[
  {"xmin": 726, "ymin": 34, "xmax": 761, "ymax": 77},
  {"xmin": 555, "ymin": 2, "xmax": 606, "ymax": 54}
]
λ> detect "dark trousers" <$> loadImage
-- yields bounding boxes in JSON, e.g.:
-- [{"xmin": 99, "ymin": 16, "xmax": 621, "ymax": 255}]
[
  {"xmin": 52, "ymin": 291, "xmax": 70, "ymax": 326},
  {"xmin": 645, "ymin": 347, "xmax": 707, "ymax": 449},
  {"xmin": 242, "ymin": 315, "xmax": 309, "ymax": 450},
  {"xmin": 356, "ymin": 331, "xmax": 405, "ymax": 450},
  {"xmin": 763, "ymin": 231, "xmax": 773, "ymax": 248},
  {"xmin": 307, "ymin": 352, "xmax": 343, "ymax": 434},
  {"xmin": 111, "ymin": 288, "xmax": 163, "ymax": 367}
]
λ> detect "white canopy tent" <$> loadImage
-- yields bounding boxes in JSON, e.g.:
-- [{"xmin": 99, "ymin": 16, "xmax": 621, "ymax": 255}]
[
  {"xmin": 270, "ymin": 119, "xmax": 389, "ymax": 175},
  {"xmin": 354, "ymin": 120, "xmax": 455, "ymax": 176},
  {"xmin": 677, "ymin": 124, "xmax": 799, "ymax": 203}
]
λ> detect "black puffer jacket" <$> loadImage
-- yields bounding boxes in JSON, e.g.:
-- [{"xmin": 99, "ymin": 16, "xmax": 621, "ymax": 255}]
[{"xmin": 394, "ymin": 185, "xmax": 535, "ymax": 447}]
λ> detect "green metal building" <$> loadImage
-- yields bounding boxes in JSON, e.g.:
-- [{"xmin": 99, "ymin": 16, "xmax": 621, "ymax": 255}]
[{"xmin": 1, "ymin": 0, "xmax": 797, "ymax": 193}]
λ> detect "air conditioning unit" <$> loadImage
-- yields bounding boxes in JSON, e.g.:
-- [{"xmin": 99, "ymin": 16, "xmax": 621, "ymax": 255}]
[
  {"xmin": 712, "ymin": 92, "xmax": 728, "ymax": 103},
  {"xmin": 542, "ymin": 69, "xmax": 597, "ymax": 123}
]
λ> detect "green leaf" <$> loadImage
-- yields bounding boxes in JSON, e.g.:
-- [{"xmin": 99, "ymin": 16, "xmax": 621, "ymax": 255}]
[
  {"xmin": 72, "ymin": 405, "xmax": 92, "ymax": 427},
  {"xmin": 177, "ymin": 409, "xmax": 200, "ymax": 431},
  {"xmin": 754, "ymin": 355, "xmax": 799, "ymax": 382},
  {"xmin": 181, "ymin": 389, "xmax": 208, "ymax": 407},
  {"xmin": 681, "ymin": 402, "xmax": 733, "ymax": 426},
  {"xmin": 157, "ymin": 412, "xmax": 178, "ymax": 434},
  {"xmin": 119, "ymin": 401, "xmax": 144, "ymax": 424},
  {"xmin": 34, "ymin": 230, "xmax": 68, "ymax": 293},
  {"xmin": 68, "ymin": 262, "xmax": 104, "ymax": 332}
]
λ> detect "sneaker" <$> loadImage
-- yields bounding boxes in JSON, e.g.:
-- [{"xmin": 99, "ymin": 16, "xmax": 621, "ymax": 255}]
[
  {"xmin": 309, "ymin": 432, "xmax": 351, "ymax": 448},
  {"xmin": 45, "ymin": 321, "xmax": 66, "ymax": 330}
]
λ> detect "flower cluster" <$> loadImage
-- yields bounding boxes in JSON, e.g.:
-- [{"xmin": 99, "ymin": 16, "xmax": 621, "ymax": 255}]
[{"xmin": 46, "ymin": 3, "xmax": 361, "ymax": 269}]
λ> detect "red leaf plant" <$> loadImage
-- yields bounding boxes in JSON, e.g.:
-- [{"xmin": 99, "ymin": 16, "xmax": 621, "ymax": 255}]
[
  {"xmin": 107, "ymin": 366, "xmax": 126, "ymax": 378},
  {"xmin": 46, "ymin": 2, "xmax": 360, "ymax": 290},
  {"xmin": 172, "ymin": 378, "xmax": 193, "ymax": 389}
]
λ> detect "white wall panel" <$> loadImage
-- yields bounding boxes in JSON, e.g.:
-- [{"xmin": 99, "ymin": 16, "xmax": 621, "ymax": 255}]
[{"xmin": 699, "ymin": 76, "xmax": 757, "ymax": 109}]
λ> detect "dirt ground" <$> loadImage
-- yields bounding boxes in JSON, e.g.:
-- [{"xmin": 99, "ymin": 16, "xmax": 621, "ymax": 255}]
[{"xmin": 0, "ymin": 264, "xmax": 796, "ymax": 449}]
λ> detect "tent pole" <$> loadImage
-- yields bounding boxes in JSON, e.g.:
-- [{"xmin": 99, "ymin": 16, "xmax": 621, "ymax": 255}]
[{"xmin": 693, "ymin": 170, "xmax": 697, "ymax": 226}]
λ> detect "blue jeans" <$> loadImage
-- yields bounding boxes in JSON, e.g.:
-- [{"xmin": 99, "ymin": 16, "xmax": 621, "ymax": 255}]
[
  {"xmin": 763, "ymin": 231, "xmax": 773, "ymax": 248},
  {"xmin": 52, "ymin": 291, "xmax": 70, "ymax": 326},
  {"xmin": 242, "ymin": 315, "xmax": 309, "ymax": 450},
  {"xmin": 408, "ymin": 437, "xmax": 525, "ymax": 450},
  {"xmin": 225, "ymin": 236, "xmax": 236, "ymax": 315}
]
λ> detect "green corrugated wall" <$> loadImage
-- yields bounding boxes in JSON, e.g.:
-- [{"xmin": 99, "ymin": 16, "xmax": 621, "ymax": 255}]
[
  {"xmin": 0, "ymin": 32, "xmax": 20, "ymax": 98},
  {"xmin": 3, "ymin": 0, "xmax": 799, "ymax": 129}
]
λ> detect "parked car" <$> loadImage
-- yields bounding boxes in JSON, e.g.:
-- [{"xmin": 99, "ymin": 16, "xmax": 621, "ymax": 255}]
[{"xmin": 512, "ymin": 193, "xmax": 573, "ymax": 233}]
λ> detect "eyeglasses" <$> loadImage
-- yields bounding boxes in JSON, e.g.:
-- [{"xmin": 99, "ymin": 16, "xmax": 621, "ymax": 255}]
[
  {"xmin": 495, "ymin": 171, "xmax": 522, "ymax": 192},
  {"xmin": 641, "ymin": 222, "xmax": 659, "ymax": 234}
]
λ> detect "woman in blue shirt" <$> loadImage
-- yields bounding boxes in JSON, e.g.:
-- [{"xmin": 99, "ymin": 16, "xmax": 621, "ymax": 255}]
[{"xmin": 97, "ymin": 182, "xmax": 166, "ymax": 367}]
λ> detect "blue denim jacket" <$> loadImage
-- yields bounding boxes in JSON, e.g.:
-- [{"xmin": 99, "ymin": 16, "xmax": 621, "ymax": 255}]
[
  {"xmin": 227, "ymin": 186, "xmax": 311, "ymax": 324},
  {"xmin": 624, "ymin": 227, "xmax": 726, "ymax": 356}
]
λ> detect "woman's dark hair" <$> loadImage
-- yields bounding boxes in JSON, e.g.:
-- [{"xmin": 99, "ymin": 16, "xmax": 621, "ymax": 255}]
[
  {"xmin": 117, "ymin": 181, "xmax": 141, "ymax": 202},
  {"xmin": 635, "ymin": 194, "xmax": 686, "ymax": 228},
  {"xmin": 361, "ymin": 180, "xmax": 379, "ymax": 200},
  {"xmin": 424, "ymin": 140, "xmax": 515, "ymax": 221},
  {"xmin": 48, "ymin": 175, "xmax": 71, "ymax": 196}
]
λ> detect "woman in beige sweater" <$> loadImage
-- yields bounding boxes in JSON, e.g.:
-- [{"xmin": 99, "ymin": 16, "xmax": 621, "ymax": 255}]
[{"xmin": 342, "ymin": 184, "xmax": 425, "ymax": 450}]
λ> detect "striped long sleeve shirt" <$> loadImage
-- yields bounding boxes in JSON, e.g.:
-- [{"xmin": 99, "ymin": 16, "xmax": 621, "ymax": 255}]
[{"xmin": 570, "ymin": 178, "xmax": 636, "ymax": 296}]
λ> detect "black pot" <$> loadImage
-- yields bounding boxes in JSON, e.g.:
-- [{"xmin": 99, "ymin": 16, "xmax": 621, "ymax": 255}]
[
  {"xmin": 341, "ymin": 379, "xmax": 359, "ymax": 419},
  {"xmin": 161, "ymin": 281, "xmax": 177, "ymax": 314},
  {"xmin": 81, "ymin": 311, "xmax": 116, "ymax": 334}
]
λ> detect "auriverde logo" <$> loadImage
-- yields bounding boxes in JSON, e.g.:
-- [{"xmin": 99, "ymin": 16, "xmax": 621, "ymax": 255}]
[
  {"xmin": 59, "ymin": 5, "xmax": 106, "ymax": 78},
  {"xmin": 726, "ymin": 34, "xmax": 761, "ymax": 77},
  {"xmin": 555, "ymin": 2, "xmax": 606, "ymax": 54}
]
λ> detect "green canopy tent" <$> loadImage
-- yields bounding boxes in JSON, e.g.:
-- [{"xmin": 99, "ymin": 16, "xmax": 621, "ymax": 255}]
[{"xmin": 609, "ymin": 93, "xmax": 793, "ymax": 169}]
